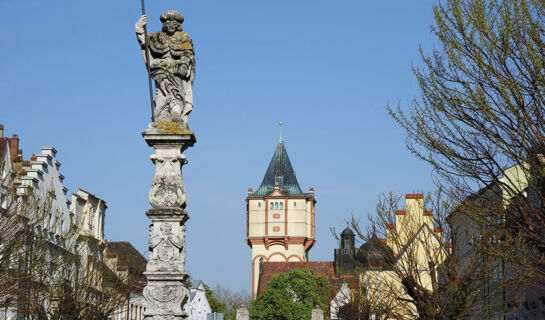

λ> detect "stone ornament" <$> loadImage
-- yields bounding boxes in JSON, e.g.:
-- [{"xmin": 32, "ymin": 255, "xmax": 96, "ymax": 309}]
[
  {"xmin": 149, "ymin": 223, "xmax": 185, "ymax": 261},
  {"xmin": 82, "ymin": 201, "xmax": 94, "ymax": 231},
  {"xmin": 149, "ymin": 150, "xmax": 187, "ymax": 208},
  {"xmin": 143, "ymin": 283, "xmax": 189, "ymax": 318},
  {"xmin": 157, "ymin": 242, "xmax": 174, "ymax": 261},
  {"xmin": 150, "ymin": 285, "xmax": 183, "ymax": 302},
  {"xmin": 136, "ymin": 10, "xmax": 195, "ymax": 130},
  {"xmin": 146, "ymin": 221, "xmax": 187, "ymax": 275}
]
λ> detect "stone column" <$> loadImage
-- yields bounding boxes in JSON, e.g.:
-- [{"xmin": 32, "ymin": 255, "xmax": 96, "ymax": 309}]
[{"xmin": 142, "ymin": 130, "xmax": 196, "ymax": 320}]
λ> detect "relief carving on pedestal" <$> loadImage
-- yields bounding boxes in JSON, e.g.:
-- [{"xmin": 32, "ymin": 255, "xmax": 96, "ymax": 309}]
[
  {"xmin": 158, "ymin": 243, "xmax": 175, "ymax": 261},
  {"xmin": 143, "ymin": 284, "xmax": 189, "ymax": 318},
  {"xmin": 149, "ymin": 223, "xmax": 185, "ymax": 263},
  {"xmin": 149, "ymin": 153, "xmax": 187, "ymax": 208},
  {"xmin": 150, "ymin": 285, "xmax": 182, "ymax": 302}
]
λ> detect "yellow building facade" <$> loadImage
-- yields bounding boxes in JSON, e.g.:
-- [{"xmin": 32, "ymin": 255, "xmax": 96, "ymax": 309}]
[
  {"xmin": 356, "ymin": 194, "xmax": 447, "ymax": 318},
  {"xmin": 246, "ymin": 138, "xmax": 316, "ymax": 298}
]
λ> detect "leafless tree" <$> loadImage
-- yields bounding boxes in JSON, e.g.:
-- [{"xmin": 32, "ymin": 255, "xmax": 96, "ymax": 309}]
[
  {"xmin": 337, "ymin": 191, "xmax": 518, "ymax": 319},
  {"xmin": 0, "ymin": 164, "xmax": 131, "ymax": 320},
  {"xmin": 212, "ymin": 284, "xmax": 251, "ymax": 320},
  {"xmin": 389, "ymin": 0, "xmax": 545, "ymax": 288}
]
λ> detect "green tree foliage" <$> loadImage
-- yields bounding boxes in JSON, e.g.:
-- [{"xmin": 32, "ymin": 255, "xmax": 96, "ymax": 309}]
[
  {"xmin": 390, "ymin": 0, "xmax": 545, "ymax": 285},
  {"xmin": 250, "ymin": 269, "xmax": 330, "ymax": 320}
]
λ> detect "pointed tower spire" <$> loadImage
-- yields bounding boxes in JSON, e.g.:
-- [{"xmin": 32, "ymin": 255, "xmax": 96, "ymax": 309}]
[
  {"xmin": 252, "ymin": 135, "xmax": 304, "ymax": 197},
  {"xmin": 279, "ymin": 121, "xmax": 283, "ymax": 143}
]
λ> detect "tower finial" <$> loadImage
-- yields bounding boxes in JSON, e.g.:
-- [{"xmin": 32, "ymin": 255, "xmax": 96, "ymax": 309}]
[{"xmin": 279, "ymin": 121, "xmax": 284, "ymax": 143}]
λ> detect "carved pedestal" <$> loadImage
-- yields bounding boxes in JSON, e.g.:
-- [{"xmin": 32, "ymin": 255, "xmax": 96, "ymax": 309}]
[{"xmin": 142, "ymin": 129, "xmax": 196, "ymax": 320}]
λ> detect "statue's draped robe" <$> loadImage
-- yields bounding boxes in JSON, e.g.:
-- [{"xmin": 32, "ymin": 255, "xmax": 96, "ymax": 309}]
[{"xmin": 137, "ymin": 30, "xmax": 195, "ymax": 127}]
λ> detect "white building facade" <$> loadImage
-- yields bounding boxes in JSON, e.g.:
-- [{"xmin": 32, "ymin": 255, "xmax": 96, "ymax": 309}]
[{"xmin": 0, "ymin": 126, "xmax": 108, "ymax": 320}]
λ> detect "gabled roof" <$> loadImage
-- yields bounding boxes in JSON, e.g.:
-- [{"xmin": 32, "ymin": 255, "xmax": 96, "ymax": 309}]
[
  {"xmin": 191, "ymin": 280, "xmax": 204, "ymax": 290},
  {"xmin": 252, "ymin": 140, "xmax": 305, "ymax": 197}
]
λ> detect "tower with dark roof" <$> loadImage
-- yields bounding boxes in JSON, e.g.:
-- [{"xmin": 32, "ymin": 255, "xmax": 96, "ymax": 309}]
[
  {"xmin": 246, "ymin": 137, "xmax": 316, "ymax": 298},
  {"xmin": 334, "ymin": 227, "xmax": 357, "ymax": 276}
]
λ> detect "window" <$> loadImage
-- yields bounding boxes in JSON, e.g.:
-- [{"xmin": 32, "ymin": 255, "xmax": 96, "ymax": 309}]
[
  {"xmin": 274, "ymin": 202, "xmax": 279, "ymax": 210},
  {"xmin": 279, "ymin": 202, "xmax": 284, "ymax": 210},
  {"xmin": 270, "ymin": 202, "xmax": 274, "ymax": 210},
  {"xmin": 258, "ymin": 202, "xmax": 261, "ymax": 208},
  {"xmin": 294, "ymin": 201, "xmax": 296, "ymax": 207}
]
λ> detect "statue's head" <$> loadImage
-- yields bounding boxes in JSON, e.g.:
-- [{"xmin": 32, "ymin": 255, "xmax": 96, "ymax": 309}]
[{"xmin": 160, "ymin": 10, "xmax": 184, "ymax": 35}]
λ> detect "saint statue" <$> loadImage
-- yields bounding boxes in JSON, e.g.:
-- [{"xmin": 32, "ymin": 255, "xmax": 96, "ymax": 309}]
[{"xmin": 136, "ymin": 10, "xmax": 195, "ymax": 129}]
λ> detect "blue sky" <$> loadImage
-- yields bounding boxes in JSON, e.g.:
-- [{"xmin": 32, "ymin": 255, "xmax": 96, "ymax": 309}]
[{"xmin": 1, "ymin": 0, "xmax": 438, "ymax": 291}]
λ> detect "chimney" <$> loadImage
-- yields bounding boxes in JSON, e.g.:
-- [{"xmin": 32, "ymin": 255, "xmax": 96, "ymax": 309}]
[
  {"xmin": 0, "ymin": 124, "xmax": 3, "ymax": 138},
  {"xmin": 9, "ymin": 134, "xmax": 19, "ymax": 161}
]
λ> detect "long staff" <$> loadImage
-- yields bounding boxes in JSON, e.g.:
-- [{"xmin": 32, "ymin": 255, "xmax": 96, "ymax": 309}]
[{"xmin": 141, "ymin": 0, "xmax": 155, "ymax": 121}]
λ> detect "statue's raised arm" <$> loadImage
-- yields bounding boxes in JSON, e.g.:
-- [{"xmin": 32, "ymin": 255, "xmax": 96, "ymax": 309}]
[{"xmin": 136, "ymin": 10, "xmax": 195, "ymax": 130}]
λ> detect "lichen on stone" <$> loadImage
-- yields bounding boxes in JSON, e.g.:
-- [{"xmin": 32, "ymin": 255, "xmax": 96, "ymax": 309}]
[{"xmin": 156, "ymin": 121, "xmax": 191, "ymax": 135}]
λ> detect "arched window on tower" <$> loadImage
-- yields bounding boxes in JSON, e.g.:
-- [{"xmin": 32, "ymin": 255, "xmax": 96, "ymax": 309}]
[
  {"xmin": 279, "ymin": 202, "xmax": 284, "ymax": 210},
  {"xmin": 270, "ymin": 202, "xmax": 274, "ymax": 210},
  {"xmin": 275, "ymin": 202, "xmax": 279, "ymax": 210}
]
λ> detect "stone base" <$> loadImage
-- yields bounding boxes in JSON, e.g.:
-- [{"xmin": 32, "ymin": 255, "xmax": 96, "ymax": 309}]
[
  {"xmin": 142, "ymin": 127, "xmax": 196, "ymax": 149},
  {"xmin": 143, "ymin": 207, "xmax": 190, "ymax": 320},
  {"xmin": 146, "ymin": 207, "xmax": 189, "ymax": 223}
]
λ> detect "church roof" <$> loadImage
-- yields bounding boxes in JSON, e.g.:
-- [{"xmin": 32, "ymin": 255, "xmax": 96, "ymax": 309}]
[{"xmin": 252, "ymin": 140, "xmax": 305, "ymax": 197}]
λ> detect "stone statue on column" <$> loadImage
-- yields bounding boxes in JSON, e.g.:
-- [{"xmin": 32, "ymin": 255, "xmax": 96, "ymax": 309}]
[
  {"xmin": 136, "ymin": 10, "xmax": 195, "ymax": 130},
  {"xmin": 136, "ymin": 9, "xmax": 197, "ymax": 320}
]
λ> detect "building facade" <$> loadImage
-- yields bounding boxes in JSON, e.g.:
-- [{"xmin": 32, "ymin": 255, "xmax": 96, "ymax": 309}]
[
  {"xmin": 449, "ymin": 163, "xmax": 545, "ymax": 319},
  {"xmin": 185, "ymin": 280, "xmax": 212, "ymax": 320},
  {"xmin": 246, "ymin": 138, "xmax": 316, "ymax": 298},
  {"xmin": 0, "ymin": 125, "xmax": 134, "ymax": 320}
]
